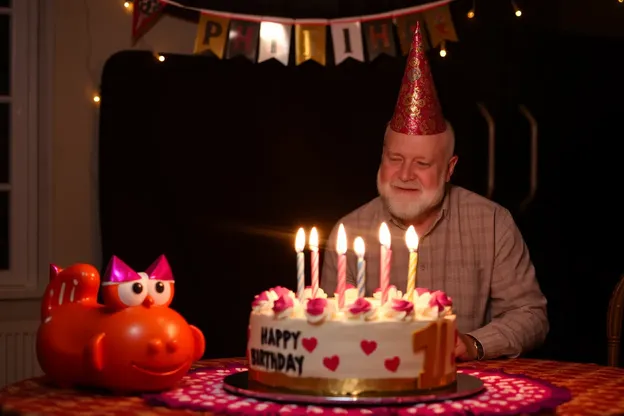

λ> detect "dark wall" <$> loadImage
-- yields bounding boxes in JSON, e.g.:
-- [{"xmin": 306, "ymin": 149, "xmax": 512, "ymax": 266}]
[{"xmin": 98, "ymin": 0, "xmax": 624, "ymax": 363}]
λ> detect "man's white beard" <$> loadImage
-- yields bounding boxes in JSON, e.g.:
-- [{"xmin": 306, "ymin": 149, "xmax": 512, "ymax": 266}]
[{"xmin": 377, "ymin": 170, "xmax": 446, "ymax": 222}]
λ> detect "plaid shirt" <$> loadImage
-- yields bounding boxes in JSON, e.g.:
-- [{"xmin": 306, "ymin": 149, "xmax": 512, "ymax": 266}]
[{"xmin": 320, "ymin": 185, "xmax": 549, "ymax": 360}]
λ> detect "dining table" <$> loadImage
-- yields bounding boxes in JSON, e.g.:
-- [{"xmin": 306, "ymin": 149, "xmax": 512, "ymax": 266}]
[{"xmin": 1, "ymin": 357, "xmax": 623, "ymax": 415}]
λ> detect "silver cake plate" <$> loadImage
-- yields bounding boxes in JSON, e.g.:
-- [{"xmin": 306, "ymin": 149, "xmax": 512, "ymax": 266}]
[{"xmin": 222, "ymin": 371, "xmax": 485, "ymax": 406}]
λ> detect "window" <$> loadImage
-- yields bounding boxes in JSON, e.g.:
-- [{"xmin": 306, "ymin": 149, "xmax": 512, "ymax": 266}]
[{"xmin": 0, "ymin": 0, "xmax": 49, "ymax": 298}]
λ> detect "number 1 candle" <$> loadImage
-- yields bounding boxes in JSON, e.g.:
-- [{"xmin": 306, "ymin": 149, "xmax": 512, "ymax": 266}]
[
  {"xmin": 379, "ymin": 222, "xmax": 392, "ymax": 305},
  {"xmin": 336, "ymin": 224, "xmax": 347, "ymax": 309},
  {"xmin": 354, "ymin": 236, "xmax": 366, "ymax": 299},
  {"xmin": 295, "ymin": 228, "xmax": 306, "ymax": 300},
  {"xmin": 309, "ymin": 227, "xmax": 320, "ymax": 298},
  {"xmin": 405, "ymin": 225, "xmax": 419, "ymax": 302}
]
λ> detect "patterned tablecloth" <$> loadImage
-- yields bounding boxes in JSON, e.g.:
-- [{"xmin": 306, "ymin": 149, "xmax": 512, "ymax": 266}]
[{"xmin": 1, "ymin": 358, "xmax": 623, "ymax": 415}]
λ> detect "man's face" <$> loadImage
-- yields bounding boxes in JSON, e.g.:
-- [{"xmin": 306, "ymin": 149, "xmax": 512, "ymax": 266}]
[{"xmin": 377, "ymin": 127, "xmax": 458, "ymax": 222}]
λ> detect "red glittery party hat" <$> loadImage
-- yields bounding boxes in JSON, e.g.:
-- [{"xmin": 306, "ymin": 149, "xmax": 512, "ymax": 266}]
[{"xmin": 388, "ymin": 22, "xmax": 446, "ymax": 135}]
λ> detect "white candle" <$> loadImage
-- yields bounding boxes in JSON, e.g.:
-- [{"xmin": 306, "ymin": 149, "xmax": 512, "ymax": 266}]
[
  {"xmin": 354, "ymin": 236, "xmax": 366, "ymax": 299},
  {"xmin": 309, "ymin": 227, "xmax": 319, "ymax": 298},
  {"xmin": 379, "ymin": 222, "xmax": 392, "ymax": 305},
  {"xmin": 295, "ymin": 228, "xmax": 306, "ymax": 301}
]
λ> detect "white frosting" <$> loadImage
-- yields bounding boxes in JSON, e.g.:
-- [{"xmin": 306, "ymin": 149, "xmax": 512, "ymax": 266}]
[
  {"xmin": 333, "ymin": 287, "xmax": 359, "ymax": 306},
  {"xmin": 345, "ymin": 298, "xmax": 377, "ymax": 321},
  {"xmin": 380, "ymin": 300, "xmax": 415, "ymax": 322},
  {"xmin": 412, "ymin": 291, "xmax": 453, "ymax": 320},
  {"xmin": 413, "ymin": 292, "xmax": 441, "ymax": 320},
  {"xmin": 247, "ymin": 311, "xmax": 457, "ymax": 380},
  {"xmin": 251, "ymin": 291, "xmax": 274, "ymax": 314},
  {"xmin": 373, "ymin": 286, "xmax": 403, "ymax": 302},
  {"xmin": 247, "ymin": 286, "xmax": 457, "ymax": 386},
  {"xmin": 251, "ymin": 287, "xmax": 453, "ymax": 323},
  {"xmin": 304, "ymin": 300, "xmax": 335, "ymax": 324},
  {"xmin": 302, "ymin": 287, "xmax": 328, "ymax": 300},
  {"xmin": 274, "ymin": 305, "xmax": 294, "ymax": 320}
]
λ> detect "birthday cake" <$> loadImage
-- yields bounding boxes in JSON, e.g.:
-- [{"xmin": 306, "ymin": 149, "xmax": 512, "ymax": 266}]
[{"xmin": 247, "ymin": 285, "xmax": 456, "ymax": 395}]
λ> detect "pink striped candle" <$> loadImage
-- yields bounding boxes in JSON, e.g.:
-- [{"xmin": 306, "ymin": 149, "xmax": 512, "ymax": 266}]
[
  {"xmin": 379, "ymin": 222, "xmax": 392, "ymax": 305},
  {"xmin": 295, "ymin": 228, "xmax": 306, "ymax": 301},
  {"xmin": 309, "ymin": 227, "xmax": 320, "ymax": 297},
  {"xmin": 336, "ymin": 224, "xmax": 347, "ymax": 309}
]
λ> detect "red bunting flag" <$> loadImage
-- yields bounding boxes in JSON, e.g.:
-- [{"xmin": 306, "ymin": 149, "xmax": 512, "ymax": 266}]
[{"xmin": 132, "ymin": 0, "xmax": 165, "ymax": 44}]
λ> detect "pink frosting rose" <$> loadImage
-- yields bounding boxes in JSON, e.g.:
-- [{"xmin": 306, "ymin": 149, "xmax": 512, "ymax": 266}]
[
  {"xmin": 428, "ymin": 290, "xmax": 453, "ymax": 311},
  {"xmin": 272, "ymin": 294, "xmax": 294, "ymax": 314},
  {"xmin": 306, "ymin": 298, "xmax": 328, "ymax": 316},
  {"xmin": 391, "ymin": 298, "xmax": 414, "ymax": 314},
  {"xmin": 348, "ymin": 298, "xmax": 372, "ymax": 315}
]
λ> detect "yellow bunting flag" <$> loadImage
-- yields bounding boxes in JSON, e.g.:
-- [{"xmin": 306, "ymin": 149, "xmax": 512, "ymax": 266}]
[
  {"xmin": 295, "ymin": 21, "xmax": 327, "ymax": 66},
  {"xmin": 194, "ymin": 13, "xmax": 230, "ymax": 58},
  {"xmin": 395, "ymin": 13, "xmax": 431, "ymax": 54},
  {"xmin": 422, "ymin": 4, "xmax": 458, "ymax": 48}
]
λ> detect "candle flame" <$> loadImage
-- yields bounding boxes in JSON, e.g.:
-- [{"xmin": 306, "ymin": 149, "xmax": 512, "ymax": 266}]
[
  {"xmin": 379, "ymin": 222, "xmax": 391, "ymax": 248},
  {"xmin": 309, "ymin": 227, "xmax": 319, "ymax": 251},
  {"xmin": 336, "ymin": 224, "xmax": 347, "ymax": 255},
  {"xmin": 295, "ymin": 228, "xmax": 306, "ymax": 252},
  {"xmin": 354, "ymin": 236, "xmax": 365, "ymax": 257},
  {"xmin": 405, "ymin": 225, "xmax": 419, "ymax": 251}
]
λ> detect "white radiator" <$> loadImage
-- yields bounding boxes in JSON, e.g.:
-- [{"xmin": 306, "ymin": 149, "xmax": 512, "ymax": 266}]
[{"xmin": 0, "ymin": 320, "xmax": 43, "ymax": 388}]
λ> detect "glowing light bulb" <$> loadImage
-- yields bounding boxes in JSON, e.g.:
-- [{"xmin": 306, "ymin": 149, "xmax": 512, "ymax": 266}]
[
  {"xmin": 157, "ymin": 54, "xmax": 165, "ymax": 62},
  {"xmin": 439, "ymin": 46, "xmax": 447, "ymax": 58},
  {"xmin": 93, "ymin": 94, "xmax": 101, "ymax": 103},
  {"xmin": 467, "ymin": 10, "xmax": 475, "ymax": 18},
  {"xmin": 124, "ymin": 1, "xmax": 131, "ymax": 8},
  {"xmin": 515, "ymin": 9, "xmax": 522, "ymax": 17}
]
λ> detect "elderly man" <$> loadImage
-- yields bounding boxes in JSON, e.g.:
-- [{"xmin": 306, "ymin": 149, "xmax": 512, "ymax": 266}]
[{"xmin": 320, "ymin": 24, "xmax": 548, "ymax": 362}]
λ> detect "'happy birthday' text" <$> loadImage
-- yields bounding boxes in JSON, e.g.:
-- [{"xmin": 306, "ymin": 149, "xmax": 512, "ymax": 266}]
[{"xmin": 261, "ymin": 327, "xmax": 301, "ymax": 350}]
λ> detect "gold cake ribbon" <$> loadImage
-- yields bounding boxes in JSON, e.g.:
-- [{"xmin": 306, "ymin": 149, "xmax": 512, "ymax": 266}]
[{"xmin": 248, "ymin": 369, "xmax": 456, "ymax": 396}]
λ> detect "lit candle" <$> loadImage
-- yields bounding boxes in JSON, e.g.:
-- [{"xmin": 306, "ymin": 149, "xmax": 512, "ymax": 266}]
[
  {"xmin": 295, "ymin": 228, "xmax": 306, "ymax": 300},
  {"xmin": 309, "ymin": 227, "xmax": 319, "ymax": 297},
  {"xmin": 379, "ymin": 222, "xmax": 392, "ymax": 305},
  {"xmin": 354, "ymin": 236, "xmax": 366, "ymax": 299},
  {"xmin": 405, "ymin": 225, "xmax": 419, "ymax": 302},
  {"xmin": 336, "ymin": 224, "xmax": 347, "ymax": 309}
]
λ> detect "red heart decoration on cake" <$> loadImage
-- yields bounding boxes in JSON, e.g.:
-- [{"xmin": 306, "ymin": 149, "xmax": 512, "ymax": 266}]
[
  {"xmin": 360, "ymin": 340, "xmax": 377, "ymax": 355},
  {"xmin": 384, "ymin": 356, "xmax": 400, "ymax": 372},
  {"xmin": 323, "ymin": 355, "xmax": 340, "ymax": 372},
  {"xmin": 302, "ymin": 337, "xmax": 318, "ymax": 353}
]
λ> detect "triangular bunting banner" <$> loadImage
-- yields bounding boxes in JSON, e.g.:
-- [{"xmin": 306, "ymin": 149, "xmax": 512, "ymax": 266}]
[{"xmin": 133, "ymin": 0, "xmax": 463, "ymax": 63}]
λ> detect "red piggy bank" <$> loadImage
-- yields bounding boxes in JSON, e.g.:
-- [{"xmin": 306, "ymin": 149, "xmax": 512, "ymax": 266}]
[{"xmin": 36, "ymin": 255, "xmax": 205, "ymax": 393}]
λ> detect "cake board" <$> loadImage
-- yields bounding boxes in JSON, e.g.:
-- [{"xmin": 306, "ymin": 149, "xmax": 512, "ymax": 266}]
[{"xmin": 222, "ymin": 370, "xmax": 485, "ymax": 406}]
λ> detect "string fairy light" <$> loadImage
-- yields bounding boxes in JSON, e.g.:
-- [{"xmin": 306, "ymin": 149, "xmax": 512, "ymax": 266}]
[
  {"xmin": 511, "ymin": 0, "xmax": 522, "ymax": 17},
  {"xmin": 467, "ymin": 0, "xmax": 476, "ymax": 19},
  {"xmin": 122, "ymin": 1, "xmax": 166, "ymax": 68},
  {"xmin": 439, "ymin": 41, "xmax": 447, "ymax": 58}
]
